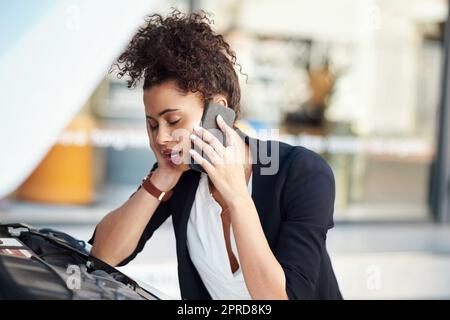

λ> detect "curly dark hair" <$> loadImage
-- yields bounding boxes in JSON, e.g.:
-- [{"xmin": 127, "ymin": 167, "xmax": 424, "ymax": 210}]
[{"xmin": 113, "ymin": 9, "xmax": 246, "ymax": 120}]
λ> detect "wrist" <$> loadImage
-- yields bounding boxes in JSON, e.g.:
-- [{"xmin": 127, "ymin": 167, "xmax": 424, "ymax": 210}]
[
  {"xmin": 227, "ymin": 193, "xmax": 252, "ymax": 212},
  {"xmin": 141, "ymin": 170, "xmax": 174, "ymax": 202}
]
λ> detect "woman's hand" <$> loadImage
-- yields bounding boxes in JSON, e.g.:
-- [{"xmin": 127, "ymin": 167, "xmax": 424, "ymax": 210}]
[
  {"xmin": 148, "ymin": 126, "xmax": 184, "ymax": 191},
  {"xmin": 188, "ymin": 115, "xmax": 251, "ymax": 205}
]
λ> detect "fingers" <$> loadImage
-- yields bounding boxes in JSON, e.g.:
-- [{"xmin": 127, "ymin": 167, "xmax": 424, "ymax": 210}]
[
  {"xmin": 188, "ymin": 118, "xmax": 240, "ymax": 172},
  {"xmin": 193, "ymin": 125, "xmax": 226, "ymax": 155},
  {"xmin": 190, "ymin": 134, "xmax": 222, "ymax": 165},
  {"xmin": 215, "ymin": 115, "xmax": 235, "ymax": 147},
  {"xmin": 189, "ymin": 148, "xmax": 214, "ymax": 174}
]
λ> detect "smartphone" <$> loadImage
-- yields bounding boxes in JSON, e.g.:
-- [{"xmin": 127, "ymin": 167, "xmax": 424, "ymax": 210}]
[{"xmin": 189, "ymin": 102, "xmax": 236, "ymax": 173}]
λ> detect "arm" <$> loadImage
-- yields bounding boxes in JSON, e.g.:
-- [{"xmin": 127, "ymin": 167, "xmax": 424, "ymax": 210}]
[
  {"xmin": 228, "ymin": 195, "xmax": 289, "ymax": 300},
  {"xmin": 274, "ymin": 150, "xmax": 336, "ymax": 299},
  {"xmin": 229, "ymin": 150, "xmax": 336, "ymax": 300},
  {"xmin": 89, "ymin": 166, "xmax": 177, "ymax": 267}
]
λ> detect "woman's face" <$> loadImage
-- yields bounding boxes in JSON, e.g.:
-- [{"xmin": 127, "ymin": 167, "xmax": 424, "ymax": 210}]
[{"xmin": 144, "ymin": 80, "xmax": 223, "ymax": 172}]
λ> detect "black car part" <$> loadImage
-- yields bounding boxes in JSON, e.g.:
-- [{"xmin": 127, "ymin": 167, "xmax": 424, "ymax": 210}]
[{"xmin": 0, "ymin": 223, "xmax": 162, "ymax": 300}]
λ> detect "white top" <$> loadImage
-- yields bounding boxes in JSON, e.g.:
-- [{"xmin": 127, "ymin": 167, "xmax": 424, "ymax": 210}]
[{"xmin": 186, "ymin": 172, "xmax": 253, "ymax": 300}]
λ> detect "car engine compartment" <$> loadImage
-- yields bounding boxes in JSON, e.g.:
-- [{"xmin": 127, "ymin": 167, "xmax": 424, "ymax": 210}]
[{"xmin": 0, "ymin": 223, "xmax": 159, "ymax": 300}]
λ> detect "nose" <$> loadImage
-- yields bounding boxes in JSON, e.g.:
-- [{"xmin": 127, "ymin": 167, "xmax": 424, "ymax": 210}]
[{"xmin": 155, "ymin": 126, "xmax": 173, "ymax": 147}]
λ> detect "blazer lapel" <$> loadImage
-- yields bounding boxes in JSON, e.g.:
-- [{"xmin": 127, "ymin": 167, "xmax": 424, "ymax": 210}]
[
  {"xmin": 170, "ymin": 168, "xmax": 200, "ymax": 250},
  {"xmin": 237, "ymin": 128, "xmax": 277, "ymax": 240}
]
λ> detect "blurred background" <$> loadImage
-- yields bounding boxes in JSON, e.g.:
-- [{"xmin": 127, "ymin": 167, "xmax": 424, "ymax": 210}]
[{"xmin": 1, "ymin": 0, "xmax": 450, "ymax": 299}]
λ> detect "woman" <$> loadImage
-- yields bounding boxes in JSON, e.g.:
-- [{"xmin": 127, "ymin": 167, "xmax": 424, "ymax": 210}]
[{"xmin": 88, "ymin": 10, "xmax": 342, "ymax": 300}]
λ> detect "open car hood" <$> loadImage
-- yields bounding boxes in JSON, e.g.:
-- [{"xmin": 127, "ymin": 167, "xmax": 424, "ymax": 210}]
[{"xmin": 0, "ymin": 223, "xmax": 172, "ymax": 300}]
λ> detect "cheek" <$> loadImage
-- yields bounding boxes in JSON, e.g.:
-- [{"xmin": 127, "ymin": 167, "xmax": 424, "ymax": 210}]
[
  {"xmin": 145, "ymin": 123, "xmax": 156, "ymax": 144},
  {"xmin": 174, "ymin": 115, "xmax": 200, "ymax": 140},
  {"xmin": 171, "ymin": 127, "xmax": 192, "ymax": 150}
]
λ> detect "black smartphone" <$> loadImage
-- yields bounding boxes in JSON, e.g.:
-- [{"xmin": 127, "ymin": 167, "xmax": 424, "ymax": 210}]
[{"xmin": 189, "ymin": 102, "xmax": 236, "ymax": 173}]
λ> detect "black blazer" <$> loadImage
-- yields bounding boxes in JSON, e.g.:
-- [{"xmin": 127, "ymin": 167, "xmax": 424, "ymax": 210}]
[{"xmin": 88, "ymin": 128, "xmax": 342, "ymax": 300}]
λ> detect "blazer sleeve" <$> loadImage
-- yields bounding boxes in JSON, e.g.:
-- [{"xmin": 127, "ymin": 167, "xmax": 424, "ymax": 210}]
[
  {"xmin": 275, "ymin": 148, "xmax": 336, "ymax": 299},
  {"xmin": 87, "ymin": 162, "xmax": 172, "ymax": 267}
]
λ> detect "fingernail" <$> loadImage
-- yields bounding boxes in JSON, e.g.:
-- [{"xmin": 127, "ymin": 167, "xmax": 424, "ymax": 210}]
[
  {"xmin": 193, "ymin": 125, "xmax": 202, "ymax": 132},
  {"xmin": 189, "ymin": 149, "xmax": 195, "ymax": 155},
  {"xmin": 217, "ymin": 115, "xmax": 223, "ymax": 122},
  {"xmin": 190, "ymin": 134, "xmax": 197, "ymax": 141}
]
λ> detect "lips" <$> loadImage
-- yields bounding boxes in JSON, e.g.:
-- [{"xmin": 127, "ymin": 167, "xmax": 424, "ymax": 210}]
[{"xmin": 161, "ymin": 148, "xmax": 183, "ymax": 164}]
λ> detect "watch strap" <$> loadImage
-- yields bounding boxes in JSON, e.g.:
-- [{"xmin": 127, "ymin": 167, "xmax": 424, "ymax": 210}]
[{"xmin": 141, "ymin": 172, "xmax": 173, "ymax": 202}]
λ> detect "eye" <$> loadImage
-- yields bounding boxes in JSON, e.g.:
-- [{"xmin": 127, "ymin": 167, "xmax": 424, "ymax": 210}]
[
  {"xmin": 168, "ymin": 119, "xmax": 181, "ymax": 126},
  {"xmin": 147, "ymin": 119, "xmax": 180, "ymax": 131}
]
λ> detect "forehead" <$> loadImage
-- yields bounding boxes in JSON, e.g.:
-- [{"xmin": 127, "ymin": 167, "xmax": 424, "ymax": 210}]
[{"xmin": 143, "ymin": 81, "xmax": 203, "ymax": 115}]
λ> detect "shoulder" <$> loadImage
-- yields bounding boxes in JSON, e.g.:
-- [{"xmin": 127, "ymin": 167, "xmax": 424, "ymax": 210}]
[
  {"xmin": 254, "ymin": 136, "xmax": 334, "ymax": 184},
  {"xmin": 276, "ymin": 143, "xmax": 336, "ymax": 228},
  {"xmin": 285, "ymin": 145, "xmax": 334, "ymax": 182},
  {"xmin": 269, "ymin": 137, "xmax": 334, "ymax": 182}
]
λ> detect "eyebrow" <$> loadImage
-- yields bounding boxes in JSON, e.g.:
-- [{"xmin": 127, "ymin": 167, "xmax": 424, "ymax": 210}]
[{"xmin": 146, "ymin": 108, "xmax": 180, "ymax": 120}]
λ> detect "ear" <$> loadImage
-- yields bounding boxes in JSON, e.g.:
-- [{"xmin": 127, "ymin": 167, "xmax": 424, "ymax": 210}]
[{"xmin": 213, "ymin": 95, "xmax": 228, "ymax": 108}]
